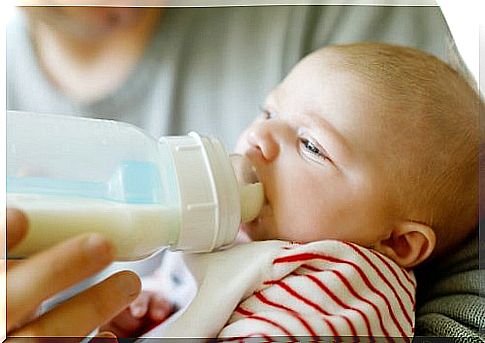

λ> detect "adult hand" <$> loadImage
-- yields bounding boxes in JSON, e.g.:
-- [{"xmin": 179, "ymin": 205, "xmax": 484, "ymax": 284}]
[{"xmin": 3, "ymin": 208, "xmax": 141, "ymax": 338}]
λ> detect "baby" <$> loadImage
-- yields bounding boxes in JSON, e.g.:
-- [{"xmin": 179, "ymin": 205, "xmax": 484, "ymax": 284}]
[{"xmin": 101, "ymin": 42, "xmax": 480, "ymax": 339}]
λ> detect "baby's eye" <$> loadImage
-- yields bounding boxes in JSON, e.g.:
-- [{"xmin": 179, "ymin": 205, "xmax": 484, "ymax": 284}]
[{"xmin": 300, "ymin": 138, "xmax": 329, "ymax": 162}]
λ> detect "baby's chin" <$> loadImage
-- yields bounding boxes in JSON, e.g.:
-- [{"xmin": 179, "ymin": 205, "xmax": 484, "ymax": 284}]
[
  {"xmin": 239, "ymin": 220, "xmax": 269, "ymax": 242},
  {"xmin": 238, "ymin": 219, "xmax": 274, "ymax": 242}
]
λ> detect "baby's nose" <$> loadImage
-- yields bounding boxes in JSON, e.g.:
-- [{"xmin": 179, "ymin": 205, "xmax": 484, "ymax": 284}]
[{"xmin": 246, "ymin": 123, "xmax": 280, "ymax": 163}]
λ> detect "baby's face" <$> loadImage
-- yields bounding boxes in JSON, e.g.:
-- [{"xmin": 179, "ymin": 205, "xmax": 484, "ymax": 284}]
[{"xmin": 236, "ymin": 53, "xmax": 399, "ymax": 247}]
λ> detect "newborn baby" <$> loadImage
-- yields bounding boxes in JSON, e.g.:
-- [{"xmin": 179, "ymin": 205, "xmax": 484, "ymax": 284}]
[{"xmin": 102, "ymin": 42, "xmax": 480, "ymax": 340}]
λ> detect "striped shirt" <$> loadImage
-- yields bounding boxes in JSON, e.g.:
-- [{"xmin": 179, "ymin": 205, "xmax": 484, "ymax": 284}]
[
  {"xmin": 147, "ymin": 240, "xmax": 415, "ymax": 340},
  {"xmin": 219, "ymin": 240, "xmax": 416, "ymax": 340}
]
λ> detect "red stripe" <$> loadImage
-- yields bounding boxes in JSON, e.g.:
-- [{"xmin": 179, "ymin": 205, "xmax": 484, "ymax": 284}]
[
  {"xmin": 273, "ymin": 252, "xmax": 409, "ymax": 339},
  {"xmin": 245, "ymin": 314, "xmax": 297, "ymax": 341},
  {"xmin": 272, "ymin": 279, "xmax": 350, "ymax": 337},
  {"xmin": 217, "ymin": 336, "xmax": 243, "ymax": 342},
  {"xmin": 218, "ymin": 333, "xmax": 273, "ymax": 343},
  {"xmin": 254, "ymin": 291, "xmax": 318, "ymax": 337},
  {"xmin": 234, "ymin": 306, "xmax": 296, "ymax": 341},
  {"xmin": 300, "ymin": 264, "xmax": 323, "ymax": 273},
  {"xmin": 225, "ymin": 333, "xmax": 273, "ymax": 342},
  {"xmin": 342, "ymin": 242, "xmax": 414, "ymax": 331},
  {"xmin": 262, "ymin": 271, "xmax": 300, "ymax": 286},
  {"xmin": 354, "ymin": 243, "xmax": 416, "ymax": 308},
  {"xmin": 235, "ymin": 306, "xmax": 254, "ymax": 316},
  {"xmin": 246, "ymin": 333, "xmax": 274, "ymax": 341},
  {"xmin": 404, "ymin": 270, "xmax": 417, "ymax": 288},
  {"xmin": 245, "ymin": 332, "xmax": 274, "ymax": 342},
  {"xmin": 264, "ymin": 280, "xmax": 281, "ymax": 286},
  {"xmin": 303, "ymin": 272, "xmax": 373, "ymax": 337},
  {"xmin": 299, "ymin": 264, "xmax": 391, "ymax": 339}
]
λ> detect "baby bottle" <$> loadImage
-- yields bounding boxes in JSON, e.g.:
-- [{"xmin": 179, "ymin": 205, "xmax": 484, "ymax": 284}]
[{"xmin": 6, "ymin": 111, "xmax": 264, "ymax": 260}]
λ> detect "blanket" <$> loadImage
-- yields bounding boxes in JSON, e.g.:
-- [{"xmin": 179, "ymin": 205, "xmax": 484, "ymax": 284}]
[{"xmin": 414, "ymin": 231, "xmax": 484, "ymax": 340}]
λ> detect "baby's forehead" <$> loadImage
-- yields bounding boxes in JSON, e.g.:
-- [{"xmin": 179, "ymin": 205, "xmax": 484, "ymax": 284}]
[
  {"xmin": 276, "ymin": 76, "xmax": 416, "ymax": 157},
  {"xmin": 277, "ymin": 45, "xmax": 461, "ymax": 145}
]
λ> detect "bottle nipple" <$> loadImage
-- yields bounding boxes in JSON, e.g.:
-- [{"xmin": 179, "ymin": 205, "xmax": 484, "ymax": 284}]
[{"xmin": 230, "ymin": 154, "xmax": 265, "ymax": 223}]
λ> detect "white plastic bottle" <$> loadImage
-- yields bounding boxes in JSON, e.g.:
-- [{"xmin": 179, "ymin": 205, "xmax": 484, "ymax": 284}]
[{"xmin": 7, "ymin": 111, "xmax": 264, "ymax": 260}]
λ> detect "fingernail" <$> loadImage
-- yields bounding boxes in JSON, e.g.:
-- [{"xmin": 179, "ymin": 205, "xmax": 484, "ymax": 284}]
[
  {"xmin": 96, "ymin": 331, "xmax": 117, "ymax": 338},
  {"xmin": 116, "ymin": 271, "xmax": 141, "ymax": 297},
  {"xmin": 6, "ymin": 208, "xmax": 28, "ymax": 246},
  {"xmin": 93, "ymin": 331, "xmax": 118, "ymax": 343},
  {"xmin": 84, "ymin": 234, "xmax": 114, "ymax": 262}
]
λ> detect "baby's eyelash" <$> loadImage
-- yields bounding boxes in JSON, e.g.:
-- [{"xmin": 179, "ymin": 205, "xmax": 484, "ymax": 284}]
[
  {"xmin": 301, "ymin": 138, "xmax": 322, "ymax": 156},
  {"xmin": 300, "ymin": 137, "xmax": 330, "ymax": 163},
  {"xmin": 259, "ymin": 105, "xmax": 276, "ymax": 120}
]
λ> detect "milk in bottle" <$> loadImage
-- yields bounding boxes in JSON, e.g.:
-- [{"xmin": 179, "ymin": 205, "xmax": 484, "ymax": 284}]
[{"xmin": 7, "ymin": 111, "xmax": 264, "ymax": 260}]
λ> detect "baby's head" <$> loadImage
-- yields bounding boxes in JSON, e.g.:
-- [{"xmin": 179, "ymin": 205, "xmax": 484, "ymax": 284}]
[{"xmin": 236, "ymin": 42, "xmax": 480, "ymax": 268}]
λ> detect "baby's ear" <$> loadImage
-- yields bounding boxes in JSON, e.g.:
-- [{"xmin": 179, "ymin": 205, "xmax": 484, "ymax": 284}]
[{"xmin": 373, "ymin": 221, "xmax": 436, "ymax": 268}]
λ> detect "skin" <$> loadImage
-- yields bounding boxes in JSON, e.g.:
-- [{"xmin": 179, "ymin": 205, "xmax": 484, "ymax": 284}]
[
  {"xmin": 25, "ymin": 7, "xmax": 162, "ymax": 103},
  {"xmin": 235, "ymin": 51, "xmax": 401, "ymax": 247},
  {"xmin": 4, "ymin": 208, "xmax": 142, "ymax": 338}
]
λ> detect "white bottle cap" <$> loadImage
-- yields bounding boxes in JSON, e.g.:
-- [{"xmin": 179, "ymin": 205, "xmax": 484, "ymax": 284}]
[{"xmin": 160, "ymin": 132, "xmax": 241, "ymax": 252}]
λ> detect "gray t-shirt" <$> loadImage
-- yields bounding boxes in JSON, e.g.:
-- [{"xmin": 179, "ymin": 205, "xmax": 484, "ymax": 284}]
[{"xmin": 8, "ymin": 5, "xmax": 452, "ymax": 150}]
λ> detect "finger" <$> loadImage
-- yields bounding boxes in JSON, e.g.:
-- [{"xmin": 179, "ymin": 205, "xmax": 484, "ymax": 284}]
[
  {"xmin": 11, "ymin": 271, "xmax": 141, "ymax": 337},
  {"xmin": 7, "ymin": 233, "xmax": 115, "ymax": 332},
  {"xmin": 6, "ymin": 260, "xmax": 22, "ymax": 269},
  {"xmin": 6, "ymin": 208, "xmax": 28, "ymax": 250},
  {"xmin": 98, "ymin": 321, "xmax": 134, "ymax": 340},
  {"xmin": 130, "ymin": 292, "xmax": 150, "ymax": 318},
  {"xmin": 149, "ymin": 295, "xmax": 174, "ymax": 322}
]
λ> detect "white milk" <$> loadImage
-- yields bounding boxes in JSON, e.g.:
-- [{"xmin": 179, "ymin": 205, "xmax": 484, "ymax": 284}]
[
  {"xmin": 7, "ymin": 182, "xmax": 263, "ymax": 261},
  {"xmin": 8, "ymin": 194, "xmax": 180, "ymax": 260},
  {"xmin": 240, "ymin": 183, "xmax": 264, "ymax": 223}
]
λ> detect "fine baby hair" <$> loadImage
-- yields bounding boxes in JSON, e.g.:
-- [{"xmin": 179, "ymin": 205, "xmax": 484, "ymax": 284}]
[{"xmin": 312, "ymin": 42, "xmax": 480, "ymax": 258}]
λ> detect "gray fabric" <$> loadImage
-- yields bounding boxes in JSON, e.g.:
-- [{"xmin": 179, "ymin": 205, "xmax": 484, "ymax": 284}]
[{"xmin": 415, "ymin": 232, "xmax": 484, "ymax": 340}]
